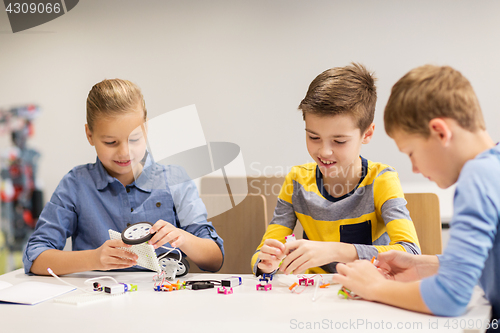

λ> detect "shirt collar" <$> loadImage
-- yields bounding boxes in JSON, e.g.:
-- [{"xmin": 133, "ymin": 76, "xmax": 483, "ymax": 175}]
[
  {"xmin": 94, "ymin": 153, "xmax": 157, "ymax": 193},
  {"xmin": 94, "ymin": 157, "xmax": 116, "ymax": 190},
  {"xmin": 315, "ymin": 155, "xmax": 368, "ymax": 202}
]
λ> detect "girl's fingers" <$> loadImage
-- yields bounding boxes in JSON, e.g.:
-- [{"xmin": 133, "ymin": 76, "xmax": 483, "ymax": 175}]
[
  {"xmin": 150, "ymin": 220, "xmax": 168, "ymax": 233},
  {"xmin": 150, "ymin": 227, "xmax": 172, "ymax": 246}
]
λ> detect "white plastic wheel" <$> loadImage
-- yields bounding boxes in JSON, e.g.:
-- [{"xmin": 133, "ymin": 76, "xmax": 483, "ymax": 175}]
[
  {"xmin": 121, "ymin": 222, "xmax": 154, "ymax": 245},
  {"xmin": 159, "ymin": 253, "xmax": 190, "ymax": 277}
]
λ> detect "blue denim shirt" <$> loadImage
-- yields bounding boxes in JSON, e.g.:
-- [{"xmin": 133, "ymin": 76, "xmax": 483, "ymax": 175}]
[{"xmin": 23, "ymin": 156, "xmax": 224, "ymax": 273}]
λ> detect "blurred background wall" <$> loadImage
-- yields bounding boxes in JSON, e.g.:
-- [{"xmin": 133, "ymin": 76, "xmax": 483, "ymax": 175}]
[{"xmin": 1, "ymin": 0, "xmax": 499, "ymax": 227}]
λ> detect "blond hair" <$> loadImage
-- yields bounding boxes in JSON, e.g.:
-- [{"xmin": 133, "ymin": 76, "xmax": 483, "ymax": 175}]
[
  {"xmin": 86, "ymin": 79, "xmax": 147, "ymax": 131},
  {"xmin": 298, "ymin": 63, "xmax": 377, "ymax": 133},
  {"xmin": 384, "ymin": 65, "xmax": 485, "ymax": 137}
]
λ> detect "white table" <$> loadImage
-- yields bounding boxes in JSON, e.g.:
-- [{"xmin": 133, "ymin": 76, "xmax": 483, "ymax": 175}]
[{"xmin": 0, "ymin": 269, "xmax": 492, "ymax": 333}]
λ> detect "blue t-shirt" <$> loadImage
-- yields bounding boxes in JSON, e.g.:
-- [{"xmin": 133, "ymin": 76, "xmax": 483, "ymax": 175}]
[
  {"xmin": 420, "ymin": 144, "xmax": 500, "ymax": 320},
  {"xmin": 23, "ymin": 156, "xmax": 224, "ymax": 273}
]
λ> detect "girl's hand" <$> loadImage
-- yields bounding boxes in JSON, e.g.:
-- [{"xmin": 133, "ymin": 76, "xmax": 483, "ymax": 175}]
[
  {"xmin": 149, "ymin": 220, "xmax": 186, "ymax": 249},
  {"xmin": 257, "ymin": 239, "xmax": 286, "ymax": 273},
  {"xmin": 94, "ymin": 239, "xmax": 137, "ymax": 270}
]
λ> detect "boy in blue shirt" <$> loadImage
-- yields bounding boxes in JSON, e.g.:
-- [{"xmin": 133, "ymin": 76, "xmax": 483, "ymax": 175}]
[
  {"xmin": 23, "ymin": 79, "xmax": 224, "ymax": 275},
  {"xmin": 332, "ymin": 65, "xmax": 499, "ymax": 329}
]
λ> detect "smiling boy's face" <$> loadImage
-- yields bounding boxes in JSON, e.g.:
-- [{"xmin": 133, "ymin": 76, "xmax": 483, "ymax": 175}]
[{"xmin": 305, "ymin": 113, "xmax": 374, "ymax": 182}]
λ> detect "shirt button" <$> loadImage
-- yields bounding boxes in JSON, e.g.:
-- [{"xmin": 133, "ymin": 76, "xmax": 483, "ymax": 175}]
[
  {"xmin": 131, "ymin": 208, "xmax": 134, "ymax": 212},
  {"xmin": 156, "ymin": 202, "xmax": 161, "ymax": 208},
  {"xmin": 126, "ymin": 188, "xmax": 130, "ymax": 193}
]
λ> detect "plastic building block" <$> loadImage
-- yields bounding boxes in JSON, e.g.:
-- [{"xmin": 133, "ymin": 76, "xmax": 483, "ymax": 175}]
[
  {"xmin": 262, "ymin": 273, "xmax": 273, "ymax": 281},
  {"xmin": 256, "ymin": 283, "xmax": 272, "ymax": 291},
  {"xmin": 259, "ymin": 277, "xmax": 270, "ymax": 284},
  {"xmin": 104, "ymin": 283, "xmax": 138, "ymax": 294},
  {"xmin": 338, "ymin": 286, "xmax": 361, "ymax": 300},
  {"xmin": 221, "ymin": 276, "xmax": 242, "ymax": 287},
  {"xmin": 258, "ymin": 273, "xmax": 274, "ymax": 287},
  {"xmin": 217, "ymin": 287, "xmax": 233, "ymax": 295},
  {"xmin": 155, "ymin": 284, "xmax": 174, "ymax": 292},
  {"xmin": 299, "ymin": 278, "xmax": 315, "ymax": 286},
  {"xmin": 170, "ymin": 280, "xmax": 184, "ymax": 290},
  {"xmin": 289, "ymin": 282, "xmax": 299, "ymax": 292}
]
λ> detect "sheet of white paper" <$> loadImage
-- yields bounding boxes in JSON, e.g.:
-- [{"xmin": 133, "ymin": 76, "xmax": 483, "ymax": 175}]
[
  {"xmin": 0, "ymin": 280, "xmax": 13, "ymax": 290},
  {"xmin": 0, "ymin": 281, "xmax": 75, "ymax": 305}
]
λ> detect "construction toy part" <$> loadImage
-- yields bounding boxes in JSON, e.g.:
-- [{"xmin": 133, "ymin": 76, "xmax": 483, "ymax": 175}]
[
  {"xmin": 217, "ymin": 287, "xmax": 233, "ymax": 295},
  {"xmin": 299, "ymin": 278, "xmax": 315, "ymax": 286},
  {"xmin": 256, "ymin": 283, "xmax": 272, "ymax": 291}
]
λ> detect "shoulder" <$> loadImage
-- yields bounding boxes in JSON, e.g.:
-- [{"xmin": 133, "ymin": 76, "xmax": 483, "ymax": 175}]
[
  {"xmin": 59, "ymin": 162, "xmax": 98, "ymax": 186},
  {"xmin": 366, "ymin": 159, "xmax": 397, "ymax": 177},
  {"xmin": 277, "ymin": 163, "xmax": 316, "ymax": 198},
  {"xmin": 50, "ymin": 162, "xmax": 98, "ymax": 204},
  {"xmin": 462, "ymin": 145, "xmax": 500, "ymax": 174},
  {"xmin": 140, "ymin": 162, "xmax": 191, "ymax": 187},
  {"xmin": 162, "ymin": 164, "xmax": 192, "ymax": 187},
  {"xmin": 287, "ymin": 162, "xmax": 316, "ymax": 182},
  {"xmin": 364, "ymin": 159, "xmax": 404, "ymax": 204},
  {"xmin": 458, "ymin": 145, "xmax": 500, "ymax": 193},
  {"xmin": 364, "ymin": 159, "xmax": 400, "ymax": 185}
]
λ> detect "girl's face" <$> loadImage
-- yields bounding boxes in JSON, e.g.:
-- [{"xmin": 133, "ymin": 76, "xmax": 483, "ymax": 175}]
[{"xmin": 85, "ymin": 109, "xmax": 147, "ymax": 186}]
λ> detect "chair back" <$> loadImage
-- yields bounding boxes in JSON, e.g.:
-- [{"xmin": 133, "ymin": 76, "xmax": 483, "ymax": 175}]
[
  {"xmin": 200, "ymin": 176, "xmax": 305, "ymax": 238},
  {"xmin": 188, "ymin": 194, "xmax": 267, "ymax": 273},
  {"xmin": 404, "ymin": 193, "xmax": 443, "ymax": 255}
]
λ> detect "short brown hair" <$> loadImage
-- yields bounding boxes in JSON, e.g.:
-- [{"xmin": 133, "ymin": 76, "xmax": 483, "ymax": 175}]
[
  {"xmin": 298, "ymin": 63, "xmax": 377, "ymax": 132},
  {"xmin": 86, "ymin": 79, "xmax": 147, "ymax": 132},
  {"xmin": 384, "ymin": 65, "xmax": 485, "ymax": 138}
]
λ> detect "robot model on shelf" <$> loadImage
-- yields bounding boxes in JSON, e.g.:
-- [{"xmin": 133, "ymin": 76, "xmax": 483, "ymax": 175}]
[{"xmin": 0, "ymin": 105, "xmax": 43, "ymax": 268}]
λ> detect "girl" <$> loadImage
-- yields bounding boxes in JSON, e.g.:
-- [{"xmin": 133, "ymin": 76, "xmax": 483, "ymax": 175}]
[{"xmin": 23, "ymin": 79, "xmax": 223, "ymax": 275}]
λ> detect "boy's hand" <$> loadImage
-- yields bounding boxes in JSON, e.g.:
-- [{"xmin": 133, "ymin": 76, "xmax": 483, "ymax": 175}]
[
  {"xmin": 149, "ymin": 220, "xmax": 186, "ymax": 249},
  {"xmin": 332, "ymin": 260, "xmax": 387, "ymax": 301},
  {"xmin": 279, "ymin": 240, "xmax": 331, "ymax": 274},
  {"xmin": 94, "ymin": 239, "xmax": 138, "ymax": 270},
  {"xmin": 376, "ymin": 250, "xmax": 439, "ymax": 282},
  {"xmin": 257, "ymin": 239, "xmax": 286, "ymax": 273}
]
